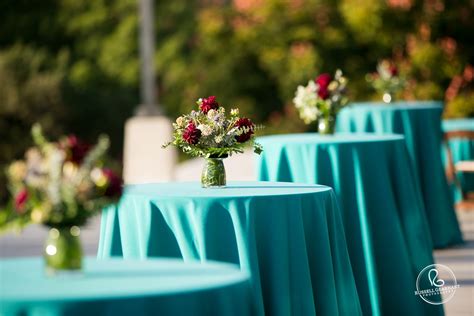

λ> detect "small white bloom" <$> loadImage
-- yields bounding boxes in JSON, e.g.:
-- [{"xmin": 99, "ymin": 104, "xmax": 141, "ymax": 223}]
[
  {"xmin": 207, "ymin": 109, "xmax": 217, "ymax": 119},
  {"xmin": 176, "ymin": 116, "xmax": 186, "ymax": 127},
  {"xmin": 293, "ymin": 80, "xmax": 319, "ymax": 124},
  {"xmin": 230, "ymin": 108, "xmax": 239, "ymax": 116},
  {"xmin": 301, "ymin": 106, "xmax": 319, "ymax": 124},
  {"xmin": 215, "ymin": 135, "xmax": 223, "ymax": 144},
  {"xmin": 198, "ymin": 124, "xmax": 213, "ymax": 136}
]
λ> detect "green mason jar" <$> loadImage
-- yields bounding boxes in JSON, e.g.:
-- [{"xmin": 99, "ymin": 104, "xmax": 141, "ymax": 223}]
[
  {"xmin": 318, "ymin": 116, "xmax": 336, "ymax": 135},
  {"xmin": 201, "ymin": 157, "xmax": 226, "ymax": 188},
  {"xmin": 44, "ymin": 226, "xmax": 83, "ymax": 275}
]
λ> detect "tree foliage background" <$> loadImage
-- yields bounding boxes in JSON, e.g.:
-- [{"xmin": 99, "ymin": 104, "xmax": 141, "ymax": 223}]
[{"xmin": 0, "ymin": 0, "xmax": 473, "ymax": 200}]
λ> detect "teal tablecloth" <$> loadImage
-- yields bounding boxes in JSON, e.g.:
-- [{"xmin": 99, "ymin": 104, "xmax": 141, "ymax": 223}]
[
  {"xmin": 337, "ymin": 101, "xmax": 462, "ymax": 248},
  {"xmin": 442, "ymin": 119, "xmax": 474, "ymax": 201},
  {"xmin": 256, "ymin": 134, "xmax": 443, "ymax": 316},
  {"xmin": 0, "ymin": 258, "xmax": 252, "ymax": 316},
  {"xmin": 98, "ymin": 182, "xmax": 362, "ymax": 316}
]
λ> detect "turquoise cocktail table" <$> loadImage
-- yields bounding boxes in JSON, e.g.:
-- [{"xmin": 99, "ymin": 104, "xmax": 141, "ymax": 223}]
[
  {"xmin": 337, "ymin": 101, "xmax": 462, "ymax": 248},
  {"xmin": 256, "ymin": 133, "xmax": 443, "ymax": 316},
  {"xmin": 98, "ymin": 182, "xmax": 362, "ymax": 316},
  {"xmin": 0, "ymin": 257, "xmax": 253, "ymax": 316}
]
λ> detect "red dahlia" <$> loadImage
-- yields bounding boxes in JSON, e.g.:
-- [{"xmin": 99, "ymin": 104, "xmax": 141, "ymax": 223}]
[
  {"xmin": 234, "ymin": 118, "xmax": 254, "ymax": 143},
  {"xmin": 389, "ymin": 65, "xmax": 398, "ymax": 76},
  {"xmin": 14, "ymin": 188, "xmax": 28, "ymax": 213},
  {"xmin": 183, "ymin": 122, "xmax": 201, "ymax": 144},
  {"xmin": 102, "ymin": 169, "xmax": 123, "ymax": 197},
  {"xmin": 64, "ymin": 135, "xmax": 91, "ymax": 164},
  {"xmin": 315, "ymin": 73, "xmax": 332, "ymax": 100},
  {"xmin": 200, "ymin": 96, "xmax": 219, "ymax": 113}
]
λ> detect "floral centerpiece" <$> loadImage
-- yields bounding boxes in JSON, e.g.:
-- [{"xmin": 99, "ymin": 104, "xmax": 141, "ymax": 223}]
[
  {"xmin": 366, "ymin": 60, "xmax": 406, "ymax": 103},
  {"xmin": 163, "ymin": 96, "xmax": 262, "ymax": 188},
  {"xmin": 1, "ymin": 124, "xmax": 122, "ymax": 274},
  {"xmin": 293, "ymin": 70, "xmax": 348, "ymax": 134}
]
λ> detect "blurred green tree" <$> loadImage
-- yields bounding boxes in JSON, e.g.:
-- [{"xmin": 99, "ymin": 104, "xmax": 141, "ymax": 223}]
[{"xmin": 0, "ymin": 0, "xmax": 473, "ymax": 202}]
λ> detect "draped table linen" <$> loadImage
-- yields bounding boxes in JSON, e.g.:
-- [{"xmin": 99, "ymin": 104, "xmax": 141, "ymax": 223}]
[
  {"xmin": 0, "ymin": 258, "xmax": 252, "ymax": 316},
  {"xmin": 98, "ymin": 182, "xmax": 362, "ymax": 316},
  {"xmin": 442, "ymin": 118, "xmax": 474, "ymax": 201},
  {"xmin": 336, "ymin": 101, "xmax": 462, "ymax": 248},
  {"xmin": 256, "ymin": 133, "xmax": 443, "ymax": 316}
]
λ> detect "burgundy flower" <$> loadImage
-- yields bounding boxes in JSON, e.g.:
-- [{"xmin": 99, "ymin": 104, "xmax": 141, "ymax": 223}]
[
  {"xmin": 65, "ymin": 135, "xmax": 91, "ymax": 164},
  {"xmin": 389, "ymin": 65, "xmax": 398, "ymax": 76},
  {"xmin": 103, "ymin": 169, "xmax": 122, "ymax": 197},
  {"xmin": 182, "ymin": 122, "xmax": 201, "ymax": 145},
  {"xmin": 315, "ymin": 73, "xmax": 332, "ymax": 100},
  {"xmin": 234, "ymin": 118, "xmax": 254, "ymax": 143},
  {"xmin": 200, "ymin": 96, "xmax": 219, "ymax": 113},
  {"xmin": 14, "ymin": 189, "xmax": 28, "ymax": 213}
]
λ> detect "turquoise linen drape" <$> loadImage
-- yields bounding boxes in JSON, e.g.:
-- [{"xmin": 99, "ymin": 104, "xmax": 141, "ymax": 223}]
[
  {"xmin": 0, "ymin": 258, "xmax": 253, "ymax": 316},
  {"xmin": 337, "ymin": 101, "xmax": 462, "ymax": 248},
  {"xmin": 442, "ymin": 119, "xmax": 474, "ymax": 201},
  {"xmin": 98, "ymin": 182, "xmax": 362, "ymax": 316},
  {"xmin": 256, "ymin": 133, "xmax": 443, "ymax": 316}
]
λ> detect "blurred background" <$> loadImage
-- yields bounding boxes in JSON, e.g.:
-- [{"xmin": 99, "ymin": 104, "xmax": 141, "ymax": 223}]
[{"xmin": 1, "ymin": 0, "xmax": 473, "ymax": 203}]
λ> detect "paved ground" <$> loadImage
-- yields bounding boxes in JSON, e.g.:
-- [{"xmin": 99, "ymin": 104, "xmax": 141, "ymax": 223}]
[
  {"xmin": 434, "ymin": 210, "xmax": 474, "ymax": 316},
  {"xmin": 0, "ymin": 156, "xmax": 472, "ymax": 315}
]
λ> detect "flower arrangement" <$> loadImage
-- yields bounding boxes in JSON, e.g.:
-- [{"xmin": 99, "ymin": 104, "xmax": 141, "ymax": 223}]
[
  {"xmin": 293, "ymin": 69, "xmax": 348, "ymax": 134},
  {"xmin": 2, "ymin": 125, "xmax": 122, "ymax": 229},
  {"xmin": 366, "ymin": 60, "xmax": 406, "ymax": 103},
  {"xmin": 163, "ymin": 96, "xmax": 262, "ymax": 187},
  {"xmin": 164, "ymin": 96, "xmax": 262, "ymax": 157},
  {"xmin": 1, "ymin": 124, "xmax": 122, "ymax": 272}
]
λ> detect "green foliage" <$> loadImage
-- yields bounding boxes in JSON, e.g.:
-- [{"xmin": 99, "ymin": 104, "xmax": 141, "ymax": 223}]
[
  {"xmin": 0, "ymin": 0, "xmax": 473, "ymax": 203},
  {"xmin": 445, "ymin": 93, "xmax": 474, "ymax": 118},
  {"xmin": 0, "ymin": 0, "xmax": 138, "ymax": 195},
  {"xmin": 0, "ymin": 45, "xmax": 67, "ymax": 203}
]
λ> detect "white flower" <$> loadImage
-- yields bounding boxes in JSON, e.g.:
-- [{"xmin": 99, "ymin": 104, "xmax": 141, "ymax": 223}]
[
  {"xmin": 197, "ymin": 124, "xmax": 213, "ymax": 136},
  {"xmin": 214, "ymin": 135, "xmax": 223, "ymax": 144},
  {"xmin": 293, "ymin": 80, "xmax": 320, "ymax": 124},
  {"xmin": 176, "ymin": 116, "xmax": 186, "ymax": 127},
  {"xmin": 207, "ymin": 109, "xmax": 217, "ymax": 119},
  {"xmin": 301, "ymin": 106, "xmax": 319, "ymax": 124},
  {"xmin": 230, "ymin": 108, "xmax": 239, "ymax": 116},
  {"xmin": 206, "ymin": 108, "xmax": 225, "ymax": 125}
]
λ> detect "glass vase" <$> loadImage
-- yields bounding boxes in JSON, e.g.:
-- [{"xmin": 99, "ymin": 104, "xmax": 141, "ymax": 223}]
[
  {"xmin": 44, "ymin": 226, "xmax": 83, "ymax": 275},
  {"xmin": 383, "ymin": 92, "xmax": 394, "ymax": 103},
  {"xmin": 318, "ymin": 116, "xmax": 336, "ymax": 135},
  {"xmin": 201, "ymin": 157, "xmax": 226, "ymax": 188}
]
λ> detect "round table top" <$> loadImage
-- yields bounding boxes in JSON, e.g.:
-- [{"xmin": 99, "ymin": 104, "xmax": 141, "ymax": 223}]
[
  {"xmin": 124, "ymin": 181, "xmax": 331, "ymax": 198},
  {"xmin": 443, "ymin": 118, "xmax": 474, "ymax": 131},
  {"xmin": 0, "ymin": 257, "xmax": 249, "ymax": 302},
  {"xmin": 257, "ymin": 133, "xmax": 404, "ymax": 145},
  {"xmin": 347, "ymin": 100, "xmax": 443, "ymax": 110}
]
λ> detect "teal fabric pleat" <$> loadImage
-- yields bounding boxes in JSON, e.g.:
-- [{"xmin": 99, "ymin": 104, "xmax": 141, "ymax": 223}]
[
  {"xmin": 442, "ymin": 119, "xmax": 474, "ymax": 201},
  {"xmin": 98, "ymin": 182, "xmax": 362, "ymax": 316},
  {"xmin": 337, "ymin": 101, "xmax": 463, "ymax": 248},
  {"xmin": 256, "ymin": 133, "xmax": 444, "ymax": 316},
  {"xmin": 0, "ymin": 258, "xmax": 254, "ymax": 316}
]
